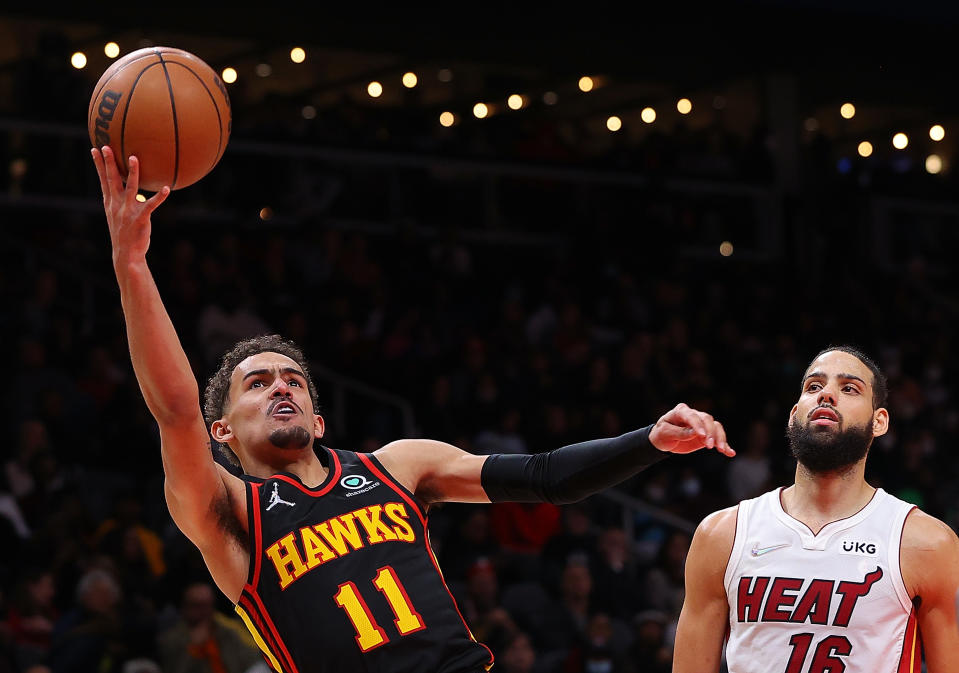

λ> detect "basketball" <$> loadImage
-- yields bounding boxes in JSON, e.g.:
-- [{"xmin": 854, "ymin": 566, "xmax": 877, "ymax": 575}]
[{"xmin": 87, "ymin": 46, "xmax": 231, "ymax": 192}]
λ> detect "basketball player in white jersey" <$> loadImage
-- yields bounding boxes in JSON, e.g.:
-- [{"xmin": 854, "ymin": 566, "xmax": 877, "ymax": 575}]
[{"xmin": 673, "ymin": 345, "xmax": 959, "ymax": 673}]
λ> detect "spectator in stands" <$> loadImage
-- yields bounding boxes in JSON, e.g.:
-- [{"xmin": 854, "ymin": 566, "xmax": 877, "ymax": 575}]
[
  {"xmin": 456, "ymin": 558, "xmax": 518, "ymax": 652},
  {"xmin": 437, "ymin": 506, "xmax": 502, "ymax": 581},
  {"xmin": 591, "ymin": 526, "xmax": 644, "ymax": 621},
  {"xmin": 489, "ymin": 499, "xmax": 561, "ymax": 583},
  {"xmin": 533, "ymin": 554, "xmax": 595, "ymax": 662},
  {"xmin": 624, "ymin": 610, "xmax": 672, "ymax": 673},
  {"xmin": 496, "ymin": 631, "xmax": 540, "ymax": 673},
  {"xmin": 542, "ymin": 503, "xmax": 600, "ymax": 591},
  {"xmin": 5, "ymin": 569, "xmax": 57, "ymax": 671},
  {"xmin": 725, "ymin": 419, "xmax": 773, "ymax": 502},
  {"xmin": 94, "ymin": 493, "xmax": 166, "ymax": 605},
  {"xmin": 48, "ymin": 568, "xmax": 124, "ymax": 673},
  {"xmin": 570, "ymin": 612, "xmax": 634, "ymax": 673},
  {"xmin": 642, "ymin": 529, "xmax": 691, "ymax": 623},
  {"xmin": 157, "ymin": 582, "xmax": 262, "ymax": 673},
  {"xmin": 6, "ymin": 420, "xmax": 49, "ymax": 504}
]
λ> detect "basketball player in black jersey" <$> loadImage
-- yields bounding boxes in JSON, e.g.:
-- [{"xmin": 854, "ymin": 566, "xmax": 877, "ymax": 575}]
[{"xmin": 91, "ymin": 147, "xmax": 735, "ymax": 673}]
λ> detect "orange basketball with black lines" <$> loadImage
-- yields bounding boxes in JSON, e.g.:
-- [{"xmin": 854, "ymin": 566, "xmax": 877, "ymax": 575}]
[{"xmin": 87, "ymin": 46, "xmax": 231, "ymax": 192}]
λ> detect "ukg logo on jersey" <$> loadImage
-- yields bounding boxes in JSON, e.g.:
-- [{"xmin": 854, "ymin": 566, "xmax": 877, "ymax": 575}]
[{"xmin": 839, "ymin": 540, "xmax": 879, "ymax": 556}]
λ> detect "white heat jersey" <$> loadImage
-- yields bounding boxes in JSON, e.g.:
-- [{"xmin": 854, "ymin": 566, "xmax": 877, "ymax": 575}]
[{"xmin": 723, "ymin": 487, "xmax": 921, "ymax": 673}]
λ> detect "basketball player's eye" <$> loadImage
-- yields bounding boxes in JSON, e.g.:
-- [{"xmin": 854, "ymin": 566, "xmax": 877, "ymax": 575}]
[
  {"xmin": 288, "ymin": 379, "xmax": 301, "ymax": 387},
  {"xmin": 250, "ymin": 381, "xmax": 264, "ymax": 388}
]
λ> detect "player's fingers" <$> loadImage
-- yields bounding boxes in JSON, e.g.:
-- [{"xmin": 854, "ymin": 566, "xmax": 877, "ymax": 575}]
[
  {"xmin": 124, "ymin": 155, "xmax": 141, "ymax": 201},
  {"xmin": 100, "ymin": 146, "xmax": 123, "ymax": 196},
  {"xmin": 712, "ymin": 421, "xmax": 735, "ymax": 456},
  {"xmin": 90, "ymin": 148, "xmax": 110, "ymax": 200},
  {"xmin": 668, "ymin": 404, "xmax": 708, "ymax": 439},
  {"xmin": 145, "ymin": 185, "xmax": 170, "ymax": 213},
  {"xmin": 695, "ymin": 412, "xmax": 718, "ymax": 449},
  {"xmin": 711, "ymin": 420, "xmax": 726, "ymax": 450},
  {"xmin": 691, "ymin": 409, "xmax": 715, "ymax": 442}
]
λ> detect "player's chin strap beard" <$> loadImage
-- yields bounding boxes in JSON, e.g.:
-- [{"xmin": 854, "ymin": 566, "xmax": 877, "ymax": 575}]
[
  {"xmin": 269, "ymin": 426, "xmax": 313, "ymax": 450},
  {"xmin": 786, "ymin": 418, "xmax": 873, "ymax": 473}
]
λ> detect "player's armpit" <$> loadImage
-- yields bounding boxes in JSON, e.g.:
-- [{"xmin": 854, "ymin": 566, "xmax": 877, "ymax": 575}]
[
  {"xmin": 900, "ymin": 510, "xmax": 959, "ymax": 673},
  {"xmin": 672, "ymin": 506, "xmax": 737, "ymax": 673},
  {"xmin": 160, "ymin": 418, "xmax": 249, "ymax": 546},
  {"xmin": 161, "ymin": 422, "xmax": 250, "ymax": 602}
]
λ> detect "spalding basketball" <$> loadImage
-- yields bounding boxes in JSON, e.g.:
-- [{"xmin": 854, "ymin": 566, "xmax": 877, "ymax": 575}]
[{"xmin": 87, "ymin": 46, "xmax": 231, "ymax": 191}]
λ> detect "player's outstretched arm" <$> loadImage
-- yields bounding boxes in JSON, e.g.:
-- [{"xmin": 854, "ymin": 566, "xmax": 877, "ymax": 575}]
[
  {"xmin": 91, "ymin": 148, "xmax": 242, "ymax": 568},
  {"xmin": 375, "ymin": 402, "xmax": 733, "ymax": 505},
  {"xmin": 901, "ymin": 509, "xmax": 959, "ymax": 673},
  {"xmin": 672, "ymin": 506, "xmax": 737, "ymax": 673}
]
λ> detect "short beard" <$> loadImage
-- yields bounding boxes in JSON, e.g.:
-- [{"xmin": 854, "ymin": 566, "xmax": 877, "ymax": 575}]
[
  {"xmin": 786, "ymin": 417, "xmax": 874, "ymax": 474},
  {"xmin": 269, "ymin": 426, "xmax": 313, "ymax": 451}
]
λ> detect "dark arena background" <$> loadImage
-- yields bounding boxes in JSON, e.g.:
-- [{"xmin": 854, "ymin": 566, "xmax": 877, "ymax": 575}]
[{"xmin": 1, "ymin": 4, "xmax": 959, "ymax": 672}]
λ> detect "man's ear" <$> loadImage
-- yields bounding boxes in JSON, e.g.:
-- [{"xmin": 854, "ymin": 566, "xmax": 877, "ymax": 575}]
[
  {"xmin": 872, "ymin": 407, "xmax": 889, "ymax": 438},
  {"xmin": 788, "ymin": 403, "xmax": 798, "ymax": 425},
  {"xmin": 211, "ymin": 419, "xmax": 234, "ymax": 444},
  {"xmin": 314, "ymin": 414, "xmax": 325, "ymax": 439}
]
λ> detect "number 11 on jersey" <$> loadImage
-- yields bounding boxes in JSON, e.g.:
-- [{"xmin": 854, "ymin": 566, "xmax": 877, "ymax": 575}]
[{"xmin": 334, "ymin": 565, "xmax": 427, "ymax": 652}]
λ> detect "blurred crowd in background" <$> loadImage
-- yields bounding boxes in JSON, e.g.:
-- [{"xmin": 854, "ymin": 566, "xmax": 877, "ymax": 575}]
[{"xmin": 2, "ymin": 23, "xmax": 959, "ymax": 673}]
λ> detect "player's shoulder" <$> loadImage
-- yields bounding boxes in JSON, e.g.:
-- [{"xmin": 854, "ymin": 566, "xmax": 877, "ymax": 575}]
[
  {"xmin": 690, "ymin": 487, "xmax": 780, "ymax": 550},
  {"xmin": 686, "ymin": 505, "xmax": 740, "ymax": 576},
  {"xmin": 900, "ymin": 507, "xmax": 959, "ymax": 598},
  {"xmin": 373, "ymin": 438, "xmax": 471, "ymax": 478},
  {"xmin": 700, "ymin": 504, "xmax": 739, "ymax": 529},
  {"xmin": 694, "ymin": 504, "xmax": 739, "ymax": 544},
  {"xmin": 902, "ymin": 507, "xmax": 959, "ymax": 553}
]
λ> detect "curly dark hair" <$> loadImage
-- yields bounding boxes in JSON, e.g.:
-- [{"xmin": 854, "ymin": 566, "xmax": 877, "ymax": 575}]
[
  {"xmin": 808, "ymin": 344, "xmax": 888, "ymax": 410},
  {"xmin": 203, "ymin": 334, "xmax": 320, "ymax": 467}
]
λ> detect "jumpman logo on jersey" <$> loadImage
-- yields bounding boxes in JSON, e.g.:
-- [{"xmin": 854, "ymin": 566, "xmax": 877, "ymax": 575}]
[{"xmin": 266, "ymin": 483, "xmax": 296, "ymax": 511}]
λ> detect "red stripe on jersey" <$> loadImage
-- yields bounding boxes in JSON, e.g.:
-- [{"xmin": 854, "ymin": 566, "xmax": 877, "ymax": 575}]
[
  {"xmin": 897, "ymin": 607, "xmax": 922, "ymax": 673},
  {"xmin": 272, "ymin": 451, "xmax": 343, "ymax": 496},
  {"xmin": 249, "ymin": 588, "xmax": 301, "ymax": 673},
  {"xmin": 423, "ymin": 527, "xmax": 496, "ymax": 668},
  {"xmin": 357, "ymin": 453, "xmax": 427, "ymax": 525},
  {"xmin": 238, "ymin": 594, "xmax": 287, "ymax": 673},
  {"xmin": 250, "ymin": 483, "xmax": 263, "ymax": 589},
  {"xmin": 897, "ymin": 506, "xmax": 920, "ymax": 673}
]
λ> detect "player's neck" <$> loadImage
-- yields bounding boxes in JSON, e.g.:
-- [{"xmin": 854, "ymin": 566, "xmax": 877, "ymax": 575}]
[
  {"xmin": 782, "ymin": 462, "xmax": 874, "ymax": 534},
  {"xmin": 242, "ymin": 448, "xmax": 329, "ymax": 487}
]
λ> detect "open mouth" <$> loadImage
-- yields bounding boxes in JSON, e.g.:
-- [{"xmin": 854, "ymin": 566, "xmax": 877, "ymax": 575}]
[
  {"xmin": 270, "ymin": 401, "xmax": 298, "ymax": 417},
  {"xmin": 809, "ymin": 407, "xmax": 840, "ymax": 425}
]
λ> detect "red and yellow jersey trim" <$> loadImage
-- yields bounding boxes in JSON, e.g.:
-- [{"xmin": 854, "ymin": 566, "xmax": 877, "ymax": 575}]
[{"xmin": 896, "ymin": 606, "xmax": 922, "ymax": 673}]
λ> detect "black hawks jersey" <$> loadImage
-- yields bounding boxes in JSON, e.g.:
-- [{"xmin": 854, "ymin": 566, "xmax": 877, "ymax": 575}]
[{"xmin": 233, "ymin": 447, "xmax": 494, "ymax": 673}]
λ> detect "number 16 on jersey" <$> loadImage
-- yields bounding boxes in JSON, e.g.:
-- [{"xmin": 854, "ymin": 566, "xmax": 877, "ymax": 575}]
[{"xmin": 785, "ymin": 634, "xmax": 852, "ymax": 673}]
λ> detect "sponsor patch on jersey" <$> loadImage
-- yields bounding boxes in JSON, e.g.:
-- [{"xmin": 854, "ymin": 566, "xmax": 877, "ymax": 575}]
[
  {"xmin": 340, "ymin": 474, "xmax": 380, "ymax": 496},
  {"xmin": 838, "ymin": 539, "xmax": 879, "ymax": 556}
]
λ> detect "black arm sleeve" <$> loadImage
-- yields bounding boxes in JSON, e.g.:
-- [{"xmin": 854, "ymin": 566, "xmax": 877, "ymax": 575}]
[{"xmin": 480, "ymin": 425, "xmax": 666, "ymax": 505}]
